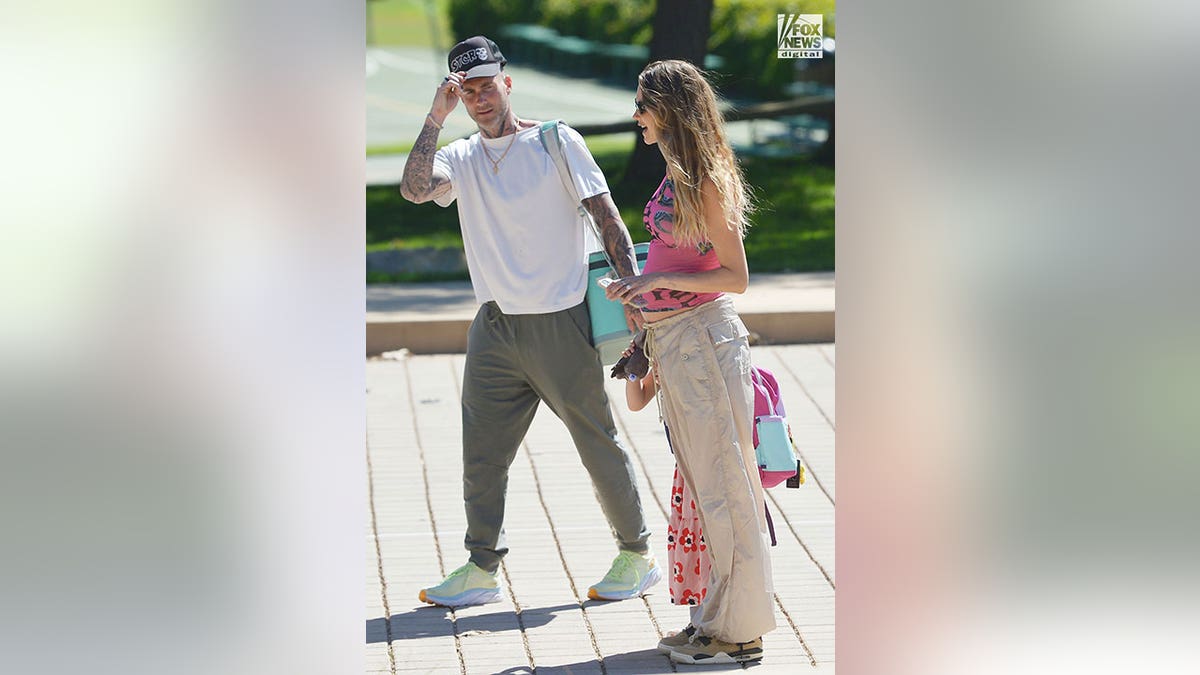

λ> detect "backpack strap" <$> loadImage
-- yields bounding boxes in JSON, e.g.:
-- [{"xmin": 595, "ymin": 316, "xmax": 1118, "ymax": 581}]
[
  {"xmin": 538, "ymin": 120, "xmax": 607, "ymax": 262},
  {"xmin": 751, "ymin": 368, "xmax": 778, "ymax": 417},
  {"xmin": 538, "ymin": 120, "xmax": 582, "ymax": 203}
]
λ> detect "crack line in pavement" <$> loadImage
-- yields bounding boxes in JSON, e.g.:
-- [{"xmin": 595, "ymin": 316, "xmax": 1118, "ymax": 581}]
[
  {"xmin": 758, "ymin": 347, "xmax": 832, "ymax": 665},
  {"xmin": 765, "ymin": 347, "xmax": 835, "ymax": 506},
  {"xmin": 766, "ymin": 489, "xmax": 835, "ymax": 590},
  {"xmin": 609, "ymin": 402, "xmax": 671, "ymax": 521},
  {"xmin": 774, "ymin": 593, "xmax": 818, "ymax": 667},
  {"xmin": 448, "ymin": 358, "xmax": 537, "ymax": 674},
  {"xmin": 499, "ymin": 560, "xmax": 537, "ymax": 673},
  {"xmin": 774, "ymin": 346, "xmax": 836, "ymax": 432},
  {"xmin": 408, "ymin": 360, "xmax": 468, "ymax": 675},
  {"xmin": 817, "ymin": 344, "xmax": 835, "ymax": 368},
  {"xmin": 520, "ymin": 436, "xmax": 608, "ymax": 674},
  {"xmin": 366, "ymin": 432, "xmax": 398, "ymax": 675},
  {"xmin": 609, "ymin": 401, "xmax": 679, "ymax": 673}
]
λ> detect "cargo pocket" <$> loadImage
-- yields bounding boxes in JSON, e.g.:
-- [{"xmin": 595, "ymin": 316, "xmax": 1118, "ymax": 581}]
[
  {"xmin": 671, "ymin": 324, "xmax": 718, "ymax": 403},
  {"xmin": 707, "ymin": 317, "xmax": 749, "ymax": 346},
  {"xmin": 707, "ymin": 317, "xmax": 751, "ymax": 374}
]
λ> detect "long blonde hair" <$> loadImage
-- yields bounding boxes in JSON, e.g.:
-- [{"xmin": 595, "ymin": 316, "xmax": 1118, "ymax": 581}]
[{"xmin": 638, "ymin": 59, "xmax": 752, "ymax": 249}]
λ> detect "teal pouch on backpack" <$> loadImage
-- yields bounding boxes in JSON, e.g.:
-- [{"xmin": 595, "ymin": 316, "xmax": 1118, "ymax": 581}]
[
  {"xmin": 755, "ymin": 414, "xmax": 795, "ymax": 473},
  {"xmin": 751, "ymin": 367, "xmax": 800, "ymax": 488}
]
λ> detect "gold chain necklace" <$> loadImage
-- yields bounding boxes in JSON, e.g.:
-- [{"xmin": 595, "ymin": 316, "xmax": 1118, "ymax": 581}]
[{"xmin": 480, "ymin": 128, "xmax": 518, "ymax": 174}]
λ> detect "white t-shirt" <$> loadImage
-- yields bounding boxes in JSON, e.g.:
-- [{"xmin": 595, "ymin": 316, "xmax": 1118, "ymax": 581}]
[{"xmin": 433, "ymin": 122, "xmax": 609, "ymax": 314}]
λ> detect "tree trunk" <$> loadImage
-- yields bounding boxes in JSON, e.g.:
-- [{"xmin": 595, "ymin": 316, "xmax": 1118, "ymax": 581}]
[
  {"xmin": 812, "ymin": 111, "xmax": 834, "ymax": 167},
  {"xmin": 622, "ymin": 0, "xmax": 714, "ymax": 188}
]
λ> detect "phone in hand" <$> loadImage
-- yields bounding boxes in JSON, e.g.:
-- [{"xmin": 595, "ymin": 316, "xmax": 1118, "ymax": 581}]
[{"xmin": 597, "ymin": 274, "xmax": 648, "ymax": 307}]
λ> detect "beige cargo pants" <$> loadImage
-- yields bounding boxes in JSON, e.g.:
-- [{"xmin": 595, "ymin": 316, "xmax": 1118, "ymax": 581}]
[{"xmin": 645, "ymin": 295, "xmax": 776, "ymax": 643}]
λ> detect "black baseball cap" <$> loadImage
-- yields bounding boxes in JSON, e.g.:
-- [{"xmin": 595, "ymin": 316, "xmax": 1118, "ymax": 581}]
[{"xmin": 447, "ymin": 36, "xmax": 507, "ymax": 79}]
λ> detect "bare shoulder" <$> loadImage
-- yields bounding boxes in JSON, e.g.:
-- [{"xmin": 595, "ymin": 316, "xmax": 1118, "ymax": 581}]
[{"xmin": 699, "ymin": 176, "xmax": 727, "ymax": 214}]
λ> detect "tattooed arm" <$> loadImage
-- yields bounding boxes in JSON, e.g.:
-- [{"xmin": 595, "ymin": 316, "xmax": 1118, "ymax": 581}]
[
  {"xmin": 400, "ymin": 72, "xmax": 464, "ymax": 204},
  {"xmin": 399, "ymin": 119, "xmax": 454, "ymax": 204},
  {"xmin": 582, "ymin": 192, "xmax": 644, "ymax": 330}
]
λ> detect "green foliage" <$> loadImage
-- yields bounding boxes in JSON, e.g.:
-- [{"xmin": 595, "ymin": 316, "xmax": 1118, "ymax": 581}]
[
  {"xmin": 445, "ymin": 0, "xmax": 543, "ymax": 42},
  {"xmin": 367, "ymin": 137, "xmax": 457, "ymax": 156},
  {"xmin": 740, "ymin": 156, "xmax": 834, "ymax": 272},
  {"xmin": 540, "ymin": 0, "xmax": 654, "ymax": 45},
  {"xmin": 709, "ymin": 0, "xmax": 837, "ymax": 99},
  {"xmin": 367, "ymin": 143, "xmax": 414, "ymax": 157},
  {"xmin": 367, "ymin": 139, "xmax": 833, "ymax": 282},
  {"xmin": 368, "ymin": 269, "xmax": 469, "ymax": 284},
  {"xmin": 367, "ymin": 185, "xmax": 463, "ymax": 248},
  {"xmin": 442, "ymin": 0, "xmax": 836, "ymax": 100}
]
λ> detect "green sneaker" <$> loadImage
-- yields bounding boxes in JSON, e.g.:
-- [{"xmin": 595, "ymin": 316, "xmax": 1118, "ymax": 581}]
[
  {"xmin": 669, "ymin": 634, "xmax": 763, "ymax": 664},
  {"xmin": 586, "ymin": 550, "xmax": 662, "ymax": 601},
  {"xmin": 656, "ymin": 624, "xmax": 697, "ymax": 654},
  {"xmin": 418, "ymin": 562, "xmax": 501, "ymax": 607}
]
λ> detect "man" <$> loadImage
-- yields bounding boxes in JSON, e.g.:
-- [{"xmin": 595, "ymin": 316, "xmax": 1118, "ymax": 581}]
[{"xmin": 400, "ymin": 35, "xmax": 659, "ymax": 607}]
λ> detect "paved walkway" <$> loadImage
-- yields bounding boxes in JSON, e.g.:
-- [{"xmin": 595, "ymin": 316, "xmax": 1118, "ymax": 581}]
[{"xmin": 366, "ymin": 344, "xmax": 835, "ymax": 673}]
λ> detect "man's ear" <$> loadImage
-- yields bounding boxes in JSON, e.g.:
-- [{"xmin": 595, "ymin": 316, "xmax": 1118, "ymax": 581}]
[{"xmin": 503, "ymin": 74, "xmax": 512, "ymax": 91}]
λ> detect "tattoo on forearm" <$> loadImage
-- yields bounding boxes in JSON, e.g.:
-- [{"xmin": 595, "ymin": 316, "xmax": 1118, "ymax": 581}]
[
  {"xmin": 399, "ymin": 119, "xmax": 450, "ymax": 203},
  {"xmin": 583, "ymin": 195, "xmax": 636, "ymax": 277}
]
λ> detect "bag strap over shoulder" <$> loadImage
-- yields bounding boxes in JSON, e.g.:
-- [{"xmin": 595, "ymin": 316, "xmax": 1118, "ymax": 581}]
[
  {"xmin": 538, "ymin": 120, "xmax": 581, "ymax": 203},
  {"xmin": 538, "ymin": 120, "xmax": 608, "ymax": 263}
]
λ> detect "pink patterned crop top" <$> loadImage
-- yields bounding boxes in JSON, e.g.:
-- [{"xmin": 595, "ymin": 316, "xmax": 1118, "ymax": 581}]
[{"xmin": 638, "ymin": 175, "xmax": 723, "ymax": 312}]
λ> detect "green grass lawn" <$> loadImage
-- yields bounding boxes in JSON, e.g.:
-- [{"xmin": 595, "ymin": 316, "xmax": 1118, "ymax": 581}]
[
  {"xmin": 368, "ymin": 0, "xmax": 454, "ymax": 48},
  {"xmin": 367, "ymin": 134, "xmax": 833, "ymax": 280}
]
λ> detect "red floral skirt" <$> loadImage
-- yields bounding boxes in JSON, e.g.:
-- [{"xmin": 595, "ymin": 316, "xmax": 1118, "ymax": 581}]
[{"xmin": 666, "ymin": 466, "xmax": 710, "ymax": 605}]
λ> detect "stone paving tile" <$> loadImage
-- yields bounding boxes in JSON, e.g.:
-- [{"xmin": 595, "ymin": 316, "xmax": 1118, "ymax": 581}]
[{"xmin": 367, "ymin": 345, "xmax": 835, "ymax": 673}]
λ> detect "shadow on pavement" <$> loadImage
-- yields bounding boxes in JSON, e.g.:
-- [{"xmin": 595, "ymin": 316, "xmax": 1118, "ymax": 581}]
[
  {"xmin": 367, "ymin": 602, "xmax": 578, "ymax": 643},
  {"xmin": 491, "ymin": 647, "xmax": 752, "ymax": 674}
]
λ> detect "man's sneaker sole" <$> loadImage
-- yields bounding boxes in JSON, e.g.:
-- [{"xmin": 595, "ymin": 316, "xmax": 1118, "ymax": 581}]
[
  {"xmin": 418, "ymin": 587, "xmax": 502, "ymax": 608},
  {"xmin": 586, "ymin": 562, "xmax": 663, "ymax": 601}
]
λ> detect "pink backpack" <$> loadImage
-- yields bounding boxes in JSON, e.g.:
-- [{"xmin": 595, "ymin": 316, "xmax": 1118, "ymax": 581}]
[{"xmin": 750, "ymin": 367, "xmax": 800, "ymax": 489}]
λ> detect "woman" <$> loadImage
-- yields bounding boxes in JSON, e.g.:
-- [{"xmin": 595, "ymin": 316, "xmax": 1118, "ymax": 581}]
[{"xmin": 605, "ymin": 59, "xmax": 775, "ymax": 665}]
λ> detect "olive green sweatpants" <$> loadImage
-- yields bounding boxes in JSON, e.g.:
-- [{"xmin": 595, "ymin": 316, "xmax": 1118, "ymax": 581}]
[{"xmin": 461, "ymin": 300, "xmax": 651, "ymax": 573}]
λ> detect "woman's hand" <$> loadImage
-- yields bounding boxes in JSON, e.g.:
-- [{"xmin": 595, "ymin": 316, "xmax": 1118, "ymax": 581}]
[{"xmin": 605, "ymin": 272, "xmax": 663, "ymax": 306}]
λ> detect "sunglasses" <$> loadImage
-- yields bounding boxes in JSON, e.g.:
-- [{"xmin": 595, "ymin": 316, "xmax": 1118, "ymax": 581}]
[{"xmin": 634, "ymin": 98, "xmax": 648, "ymax": 114}]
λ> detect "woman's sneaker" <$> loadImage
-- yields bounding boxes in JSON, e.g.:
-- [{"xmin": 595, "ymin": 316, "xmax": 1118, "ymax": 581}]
[
  {"xmin": 586, "ymin": 550, "xmax": 662, "ymax": 600},
  {"xmin": 656, "ymin": 624, "xmax": 697, "ymax": 654},
  {"xmin": 669, "ymin": 634, "xmax": 763, "ymax": 664},
  {"xmin": 418, "ymin": 562, "xmax": 501, "ymax": 607}
]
